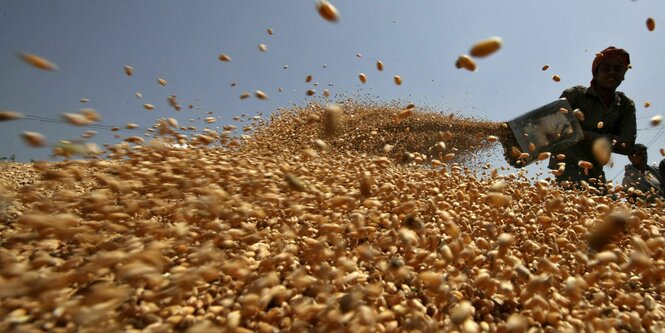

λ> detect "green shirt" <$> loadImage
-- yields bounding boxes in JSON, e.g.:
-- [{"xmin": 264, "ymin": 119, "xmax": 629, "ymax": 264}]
[{"xmin": 548, "ymin": 85, "xmax": 637, "ymax": 181}]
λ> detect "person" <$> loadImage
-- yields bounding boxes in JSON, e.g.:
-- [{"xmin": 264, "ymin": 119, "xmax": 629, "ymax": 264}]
[
  {"xmin": 660, "ymin": 158, "xmax": 665, "ymax": 185},
  {"xmin": 549, "ymin": 46, "xmax": 637, "ymax": 189},
  {"xmin": 622, "ymin": 144, "xmax": 663, "ymax": 202}
]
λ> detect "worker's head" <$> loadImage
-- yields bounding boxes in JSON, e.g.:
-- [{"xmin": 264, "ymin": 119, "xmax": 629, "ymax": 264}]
[
  {"xmin": 628, "ymin": 143, "xmax": 648, "ymax": 170},
  {"xmin": 591, "ymin": 46, "xmax": 630, "ymax": 91}
]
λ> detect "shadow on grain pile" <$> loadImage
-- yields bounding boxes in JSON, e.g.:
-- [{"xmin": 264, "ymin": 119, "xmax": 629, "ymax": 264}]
[{"xmin": 246, "ymin": 101, "xmax": 504, "ymax": 166}]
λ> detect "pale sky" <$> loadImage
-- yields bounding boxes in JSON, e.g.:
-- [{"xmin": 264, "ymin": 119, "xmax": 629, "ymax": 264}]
[{"xmin": 1, "ymin": 1, "xmax": 663, "ymax": 183}]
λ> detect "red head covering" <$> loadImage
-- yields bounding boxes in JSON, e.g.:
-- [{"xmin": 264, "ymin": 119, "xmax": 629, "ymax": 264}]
[{"xmin": 592, "ymin": 46, "xmax": 630, "ymax": 75}]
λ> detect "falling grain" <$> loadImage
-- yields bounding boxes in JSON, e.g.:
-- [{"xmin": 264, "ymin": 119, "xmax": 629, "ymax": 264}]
[
  {"xmin": 455, "ymin": 55, "xmax": 476, "ymax": 71},
  {"xmin": 255, "ymin": 90, "xmax": 269, "ymax": 100},
  {"xmin": 18, "ymin": 53, "xmax": 58, "ymax": 71},
  {"xmin": 0, "ymin": 111, "xmax": 25, "ymax": 121},
  {"xmin": 124, "ymin": 65, "xmax": 134, "ymax": 76},
  {"xmin": 469, "ymin": 36, "xmax": 502, "ymax": 58},
  {"xmin": 316, "ymin": 0, "xmax": 340, "ymax": 22},
  {"xmin": 21, "ymin": 131, "xmax": 46, "ymax": 147}
]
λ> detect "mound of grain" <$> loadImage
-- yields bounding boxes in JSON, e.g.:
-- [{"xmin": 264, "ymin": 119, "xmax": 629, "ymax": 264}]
[{"xmin": 0, "ymin": 102, "xmax": 663, "ymax": 332}]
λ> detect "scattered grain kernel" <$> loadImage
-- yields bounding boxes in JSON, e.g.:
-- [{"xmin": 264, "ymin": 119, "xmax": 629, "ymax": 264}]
[
  {"xmin": 62, "ymin": 113, "xmax": 92, "ymax": 126},
  {"xmin": 646, "ymin": 17, "xmax": 656, "ymax": 31},
  {"xmin": 0, "ymin": 111, "xmax": 25, "ymax": 121},
  {"xmin": 124, "ymin": 65, "xmax": 134, "ymax": 76},
  {"xmin": 255, "ymin": 90, "xmax": 269, "ymax": 100},
  {"xmin": 316, "ymin": 0, "xmax": 340, "ymax": 22},
  {"xmin": 469, "ymin": 37, "xmax": 502, "ymax": 58},
  {"xmin": 592, "ymin": 137, "xmax": 611, "ymax": 166},
  {"xmin": 21, "ymin": 131, "xmax": 46, "ymax": 147},
  {"xmin": 18, "ymin": 53, "xmax": 58, "ymax": 71},
  {"xmin": 455, "ymin": 55, "xmax": 477, "ymax": 71},
  {"xmin": 578, "ymin": 160, "xmax": 593, "ymax": 169}
]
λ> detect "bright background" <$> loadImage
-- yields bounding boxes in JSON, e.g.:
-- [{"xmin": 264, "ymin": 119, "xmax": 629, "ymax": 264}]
[{"xmin": 1, "ymin": 1, "xmax": 663, "ymax": 183}]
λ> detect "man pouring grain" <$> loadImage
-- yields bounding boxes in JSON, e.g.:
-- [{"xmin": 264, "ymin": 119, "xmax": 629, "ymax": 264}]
[{"xmin": 549, "ymin": 46, "xmax": 637, "ymax": 188}]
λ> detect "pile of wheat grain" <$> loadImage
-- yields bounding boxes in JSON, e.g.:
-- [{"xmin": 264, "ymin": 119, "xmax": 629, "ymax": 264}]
[{"xmin": 0, "ymin": 103, "xmax": 663, "ymax": 333}]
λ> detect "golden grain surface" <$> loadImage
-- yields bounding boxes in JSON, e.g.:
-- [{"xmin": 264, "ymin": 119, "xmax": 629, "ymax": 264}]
[{"xmin": 0, "ymin": 102, "xmax": 663, "ymax": 332}]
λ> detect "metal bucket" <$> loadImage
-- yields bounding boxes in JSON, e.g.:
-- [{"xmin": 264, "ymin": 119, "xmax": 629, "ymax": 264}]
[{"xmin": 503, "ymin": 98, "xmax": 583, "ymax": 167}]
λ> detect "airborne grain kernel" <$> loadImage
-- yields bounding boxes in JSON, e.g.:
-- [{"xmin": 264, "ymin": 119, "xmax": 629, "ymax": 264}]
[
  {"xmin": 158, "ymin": 78, "xmax": 168, "ymax": 86},
  {"xmin": 393, "ymin": 75, "xmax": 402, "ymax": 85},
  {"xmin": 18, "ymin": 53, "xmax": 58, "ymax": 71},
  {"xmin": 316, "ymin": 0, "xmax": 339, "ymax": 22},
  {"xmin": 0, "ymin": 111, "xmax": 25, "ymax": 121},
  {"xmin": 552, "ymin": 74, "xmax": 561, "ymax": 82},
  {"xmin": 80, "ymin": 108, "xmax": 101, "ymax": 122},
  {"xmin": 143, "ymin": 104, "xmax": 155, "ymax": 110},
  {"xmin": 450, "ymin": 301, "xmax": 473, "ymax": 326},
  {"xmin": 255, "ymin": 90, "xmax": 269, "ymax": 100},
  {"xmin": 578, "ymin": 160, "xmax": 593, "ymax": 169},
  {"xmin": 469, "ymin": 37, "xmax": 502, "ymax": 58},
  {"xmin": 394, "ymin": 109, "xmax": 412, "ymax": 122},
  {"xmin": 455, "ymin": 55, "xmax": 476, "ymax": 71},
  {"xmin": 650, "ymin": 115, "xmax": 662, "ymax": 126},
  {"xmin": 358, "ymin": 73, "xmax": 367, "ymax": 84},
  {"xmin": 218, "ymin": 54, "xmax": 232, "ymax": 62},
  {"xmin": 21, "ymin": 131, "xmax": 46, "ymax": 147},
  {"xmin": 258, "ymin": 44, "xmax": 268, "ymax": 52},
  {"xmin": 487, "ymin": 193, "xmax": 510, "ymax": 208},
  {"xmin": 592, "ymin": 137, "xmax": 611, "ymax": 166},
  {"xmin": 542, "ymin": 64, "xmax": 549, "ymax": 71},
  {"xmin": 62, "ymin": 113, "xmax": 92, "ymax": 126},
  {"xmin": 376, "ymin": 60, "xmax": 384, "ymax": 71},
  {"xmin": 124, "ymin": 65, "xmax": 134, "ymax": 76},
  {"xmin": 646, "ymin": 17, "xmax": 656, "ymax": 31}
]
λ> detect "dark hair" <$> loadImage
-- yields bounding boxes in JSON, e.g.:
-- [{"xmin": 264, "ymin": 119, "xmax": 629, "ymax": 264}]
[{"xmin": 631, "ymin": 143, "xmax": 647, "ymax": 154}]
